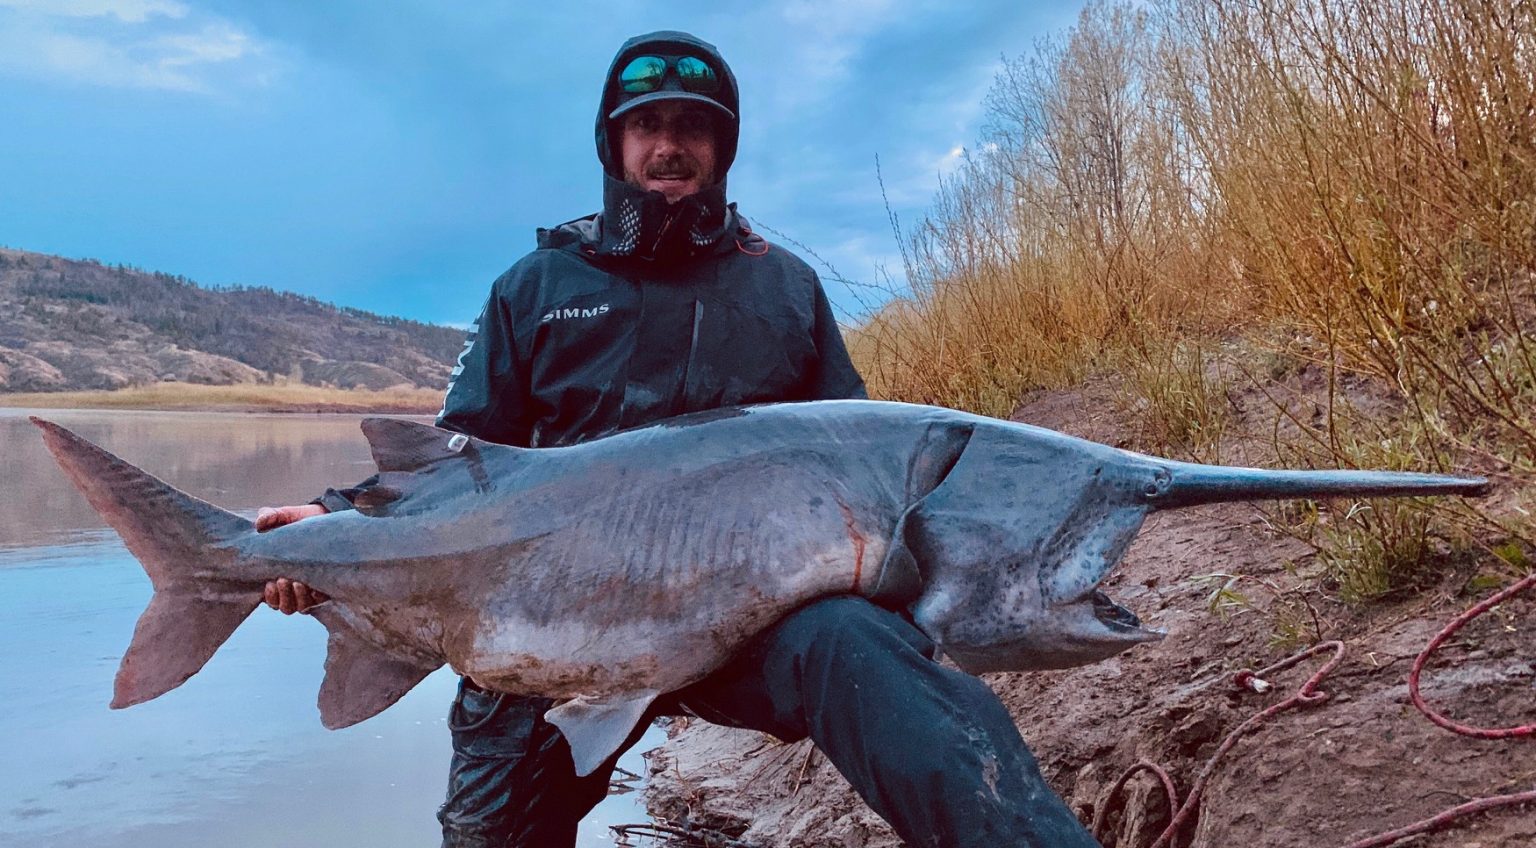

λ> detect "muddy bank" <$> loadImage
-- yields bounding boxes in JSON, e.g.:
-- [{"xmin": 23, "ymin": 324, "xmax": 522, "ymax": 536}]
[{"xmin": 640, "ymin": 386, "xmax": 1534, "ymax": 848}]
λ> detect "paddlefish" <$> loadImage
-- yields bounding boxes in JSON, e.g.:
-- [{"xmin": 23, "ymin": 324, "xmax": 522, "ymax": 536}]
[{"xmin": 32, "ymin": 400, "xmax": 1489, "ymax": 774}]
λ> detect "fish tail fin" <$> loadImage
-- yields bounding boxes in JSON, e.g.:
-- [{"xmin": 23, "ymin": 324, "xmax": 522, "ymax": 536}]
[{"xmin": 31, "ymin": 417, "xmax": 258, "ymax": 708}]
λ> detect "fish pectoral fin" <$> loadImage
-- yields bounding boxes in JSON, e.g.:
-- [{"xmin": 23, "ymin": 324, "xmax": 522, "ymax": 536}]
[
  {"xmin": 311, "ymin": 607, "xmax": 439, "ymax": 729},
  {"xmin": 544, "ymin": 690, "xmax": 660, "ymax": 777},
  {"xmin": 349, "ymin": 473, "xmax": 412, "ymax": 513}
]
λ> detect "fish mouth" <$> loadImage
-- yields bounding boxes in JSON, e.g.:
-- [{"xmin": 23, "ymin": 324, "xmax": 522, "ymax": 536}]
[{"xmin": 1091, "ymin": 589, "xmax": 1166, "ymax": 639}]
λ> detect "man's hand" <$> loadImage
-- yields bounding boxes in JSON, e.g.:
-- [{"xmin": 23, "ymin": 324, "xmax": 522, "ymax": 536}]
[
  {"xmin": 255, "ymin": 504, "xmax": 326, "ymax": 532},
  {"xmin": 256, "ymin": 504, "xmax": 330, "ymax": 614}
]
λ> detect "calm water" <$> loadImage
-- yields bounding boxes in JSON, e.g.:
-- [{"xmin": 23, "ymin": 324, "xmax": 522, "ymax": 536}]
[{"xmin": 0, "ymin": 409, "xmax": 660, "ymax": 848}]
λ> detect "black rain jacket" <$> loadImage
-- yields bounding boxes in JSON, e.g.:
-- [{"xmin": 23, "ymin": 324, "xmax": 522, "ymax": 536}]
[
  {"xmin": 448, "ymin": 208, "xmax": 864, "ymax": 442},
  {"xmin": 317, "ymin": 209, "xmax": 866, "ymax": 512}
]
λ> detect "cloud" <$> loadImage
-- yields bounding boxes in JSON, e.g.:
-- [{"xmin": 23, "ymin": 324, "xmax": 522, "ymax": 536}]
[
  {"xmin": 0, "ymin": 0, "xmax": 186, "ymax": 23},
  {"xmin": 154, "ymin": 22, "xmax": 254, "ymax": 69},
  {"xmin": 0, "ymin": 0, "xmax": 271, "ymax": 92},
  {"xmin": 752, "ymin": 0, "xmax": 899, "ymax": 113}
]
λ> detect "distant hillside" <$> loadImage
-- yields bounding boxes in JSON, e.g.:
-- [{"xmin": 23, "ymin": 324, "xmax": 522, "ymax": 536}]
[{"xmin": 0, "ymin": 248, "xmax": 466, "ymax": 393}]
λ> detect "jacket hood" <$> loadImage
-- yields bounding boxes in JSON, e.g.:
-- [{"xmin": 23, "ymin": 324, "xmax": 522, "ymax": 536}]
[{"xmin": 595, "ymin": 31, "xmax": 740, "ymax": 181}]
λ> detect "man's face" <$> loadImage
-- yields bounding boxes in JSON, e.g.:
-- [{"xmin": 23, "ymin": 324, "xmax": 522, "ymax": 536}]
[{"xmin": 618, "ymin": 101, "xmax": 718, "ymax": 204}]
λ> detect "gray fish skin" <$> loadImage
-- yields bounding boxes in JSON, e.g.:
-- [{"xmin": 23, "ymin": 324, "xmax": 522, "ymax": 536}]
[{"xmin": 30, "ymin": 401, "xmax": 1488, "ymax": 774}]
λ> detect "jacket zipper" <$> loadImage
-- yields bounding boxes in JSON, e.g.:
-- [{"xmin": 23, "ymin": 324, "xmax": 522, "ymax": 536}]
[
  {"xmin": 648, "ymin": 211, "xmax": 677, "ymax": 256},
  {"xmin": 680, "ymin": 299, "xmax": 704, "ymax": 409}
]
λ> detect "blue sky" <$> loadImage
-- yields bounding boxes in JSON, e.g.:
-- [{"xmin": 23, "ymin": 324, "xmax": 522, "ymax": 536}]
[{"xmin": 0, "ymin": 0, "xmax": 1083, "ymax": 326}]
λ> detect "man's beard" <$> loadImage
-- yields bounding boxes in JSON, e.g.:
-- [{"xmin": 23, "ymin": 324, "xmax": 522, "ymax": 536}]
[{"xmin": 646, "ymin": 158, "xmax": 699, "ymax": 182}]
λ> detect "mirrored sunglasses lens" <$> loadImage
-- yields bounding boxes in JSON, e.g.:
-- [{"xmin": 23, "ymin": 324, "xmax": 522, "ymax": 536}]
[
  {"xmin": 620, "ymin": 56, "xmax": 666, "ymax": 93},
  {"xmin": 675, "ymin": 57, "xmax": 720, "ymax": 93}
]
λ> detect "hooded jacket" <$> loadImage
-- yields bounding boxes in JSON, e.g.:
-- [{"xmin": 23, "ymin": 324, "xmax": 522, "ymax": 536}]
[{"xmin": 316, "ymin": 32, "xmax": 865, "ymax": 509}]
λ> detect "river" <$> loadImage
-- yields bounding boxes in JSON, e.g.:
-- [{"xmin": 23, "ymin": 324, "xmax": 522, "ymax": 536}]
[{"xmin": 0, "ymin": 408, "xmax": 661, "ymax": 848}]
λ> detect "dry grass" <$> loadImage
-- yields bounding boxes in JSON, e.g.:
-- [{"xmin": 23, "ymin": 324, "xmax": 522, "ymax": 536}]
[
  {"xmin": 847, "ymin": 0, "xmax": 1535, "ymax": 600},
  {"xmin": 0, "ymin": 382, "xmax": 443, "ymax": 414}
]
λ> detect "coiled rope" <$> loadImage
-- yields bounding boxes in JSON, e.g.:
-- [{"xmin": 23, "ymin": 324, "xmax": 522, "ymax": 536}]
[
  {"xmin": 1407, "ymin": 572, "xmax": 1536, "ymax": 741},
  {"xmin": 1344, "ymin": 572, "xmax": 1536, "ymax": 847},
  {"xmin": 1096, "ymin": 572, "xmax": 1535, "ymax": 848}
]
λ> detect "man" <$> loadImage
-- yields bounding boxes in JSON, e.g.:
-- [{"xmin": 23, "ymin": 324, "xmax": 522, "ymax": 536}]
[{"xmin": 258, "ymin": 31, "xmax": 1100, "ymax": 848}]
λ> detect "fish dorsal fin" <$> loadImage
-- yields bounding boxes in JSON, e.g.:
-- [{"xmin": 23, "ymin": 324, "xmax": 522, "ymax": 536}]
[
  {"xmin": 355, "ymin": 420, "xmax": 507, "ymax": 517},
  {"xmin": 360, "ymin": 418, "xmax": 478, "ymax": 473},
  {"xmin": 309, "ymin": 606, "xmax": 439, "ymax": 729},
  {"xmin": 544, "ymin": 691, "xmax": 659, "ymax": 777}
]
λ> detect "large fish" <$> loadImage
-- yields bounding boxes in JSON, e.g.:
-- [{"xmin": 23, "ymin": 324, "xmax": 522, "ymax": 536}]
[{"xmin": 32, "ymin": 400, "xmax": 1487, "ymax": 774}]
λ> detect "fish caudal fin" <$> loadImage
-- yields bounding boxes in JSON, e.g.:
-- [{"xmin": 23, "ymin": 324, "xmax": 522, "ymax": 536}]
[
  {"xmin": 116, "ymin": 592, "xmax": 258, "ymax": 708},
  {"xmin": 31, "ymin": 418, "xmax": 257, "ymax": 708}
]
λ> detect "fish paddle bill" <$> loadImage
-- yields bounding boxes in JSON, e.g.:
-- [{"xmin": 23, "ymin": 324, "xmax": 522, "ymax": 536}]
[
  {"xmin": 30, "ymin": 418, "xmax": 257, "ymax": 708},
  {"xmin": 544, "ymin": 691, "xmax": 661, "ymax": 777}
]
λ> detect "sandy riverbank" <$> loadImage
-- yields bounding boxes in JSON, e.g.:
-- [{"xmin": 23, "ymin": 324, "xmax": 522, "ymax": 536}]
[{"xmin": 0, "ymin": 383, "xmax": 442, "ymax": 414}]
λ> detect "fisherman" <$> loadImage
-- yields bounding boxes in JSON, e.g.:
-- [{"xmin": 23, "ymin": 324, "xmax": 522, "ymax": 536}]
[{"xmin": 256, "ymin": 31, "xmax": 1100, "ymax": 848}]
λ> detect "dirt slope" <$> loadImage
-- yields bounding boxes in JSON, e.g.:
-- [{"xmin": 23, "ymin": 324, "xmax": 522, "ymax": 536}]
[{"xmin": 641, "ymin": 386, "xmax": 1535, "ymax": 848}]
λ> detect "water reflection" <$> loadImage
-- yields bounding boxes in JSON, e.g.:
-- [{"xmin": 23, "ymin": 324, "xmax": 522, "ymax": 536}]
[
  {"xmin": 0, "ymin": 409, "xmax": 657, "ymax": 848},
  {"xmin": 1, "ymin": 409, "xmax": 384, "ymax": 549}
]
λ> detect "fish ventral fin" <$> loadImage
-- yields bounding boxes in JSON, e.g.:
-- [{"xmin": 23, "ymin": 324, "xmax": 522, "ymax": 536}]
[
  {"xmin": 359, "ymin": 417, "xmax": 479, "ymax": 473},
  {"xmin": 309, "ymin": 606, "xmax": 439, "ymax": 729},
  {"xmin": 544, "ymin": 691, "xmax": 660, "ymax": 777}
]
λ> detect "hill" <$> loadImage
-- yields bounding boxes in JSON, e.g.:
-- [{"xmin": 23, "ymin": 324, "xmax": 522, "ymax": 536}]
[{"xmin": 0, "ymin": 247, "xmax": 465, "ymax": 394}]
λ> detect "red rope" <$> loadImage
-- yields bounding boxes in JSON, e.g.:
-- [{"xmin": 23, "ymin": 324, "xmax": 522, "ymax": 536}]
[
  {"xmin": 1408, "ymin": 572, "xmax": 1536, "ymax": 740},
  {"xmin": 1096, "ymin": 573, "xmax": 1534, "ymax": 848},
  {"xmin": 1341, "ymin": 571, "xmax": 1536, "ymax": 847},
  {"xmin": 1149, "ymin": 641, "xmax": 1346, "ymax": 848},
  {"xmin": 1092, "ymin": 759, "xmax": 1179, "ymax": 843},
  {"xmin": 1342, "ymin": 788, "xmax": 1536, "ymax": 848}
]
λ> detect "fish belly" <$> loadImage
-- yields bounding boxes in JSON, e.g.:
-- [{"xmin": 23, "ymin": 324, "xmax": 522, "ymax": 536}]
[{"xmin": 458, "ymin": 549, "xmax": 868, "ymax": 700}]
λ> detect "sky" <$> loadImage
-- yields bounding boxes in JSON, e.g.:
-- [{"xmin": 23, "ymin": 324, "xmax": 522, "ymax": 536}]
[{"xmin": 0, "ymin": 0, "xmax": 1084, "ymax": 327}]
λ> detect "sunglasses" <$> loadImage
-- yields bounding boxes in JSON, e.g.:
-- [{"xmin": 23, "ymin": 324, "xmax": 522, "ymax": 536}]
[{"xmin": 618, "ymin": 55, "xmax": 721, "ymax": 95}]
